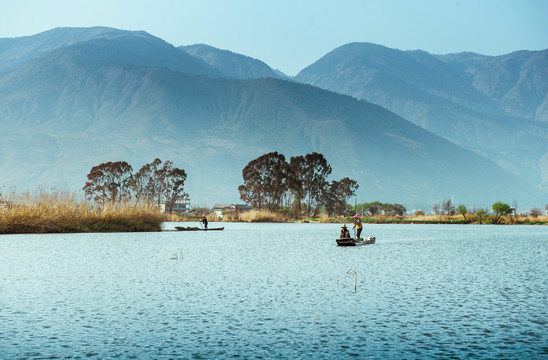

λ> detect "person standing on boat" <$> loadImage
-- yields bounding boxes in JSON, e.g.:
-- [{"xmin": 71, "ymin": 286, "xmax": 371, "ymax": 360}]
[
  {"xmin": 200, "ymin": 216, "xmax": 208, "ymax": 230},
  {"xmin": 340, "ymin": 224, "xmax": 351, "ymax": 238},
  {"xmin": 352, "ymin": 214, "xmax": 363, "ymax": 239}
]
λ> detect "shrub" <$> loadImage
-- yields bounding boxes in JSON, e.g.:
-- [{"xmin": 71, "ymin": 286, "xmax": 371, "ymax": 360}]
[{"xmin": 530, "ymin": 208, "xmax": 541, "ymax": 218}]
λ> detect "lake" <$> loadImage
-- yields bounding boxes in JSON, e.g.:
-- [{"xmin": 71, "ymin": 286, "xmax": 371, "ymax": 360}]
[{"xmin": 1, "ymin": 223, "xmax": 546, "ymax": 359}]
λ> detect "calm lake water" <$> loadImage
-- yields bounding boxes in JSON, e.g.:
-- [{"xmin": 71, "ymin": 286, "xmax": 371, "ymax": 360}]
[{"xmin": 1, "ymin": 223, "xmax": 547, "ymax": 359}]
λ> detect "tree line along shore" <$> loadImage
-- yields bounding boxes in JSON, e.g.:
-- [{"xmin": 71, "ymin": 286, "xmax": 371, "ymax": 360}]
[
  {"xmin": 1, "ymin": 192, "xmax": 547, "ymax": 235},
  {"xmin": 2, "ymin": 153, "xmax": 547, "ymax": 234}
]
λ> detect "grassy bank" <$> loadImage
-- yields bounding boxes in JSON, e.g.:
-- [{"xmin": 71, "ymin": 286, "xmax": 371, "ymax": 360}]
[{"xmin": 0, "ymin": 191, "xmax": 164, "ymax": 234}]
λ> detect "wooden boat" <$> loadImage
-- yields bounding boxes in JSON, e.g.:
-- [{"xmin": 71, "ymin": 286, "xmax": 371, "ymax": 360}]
[
  {"xmin": 175, "ymin": 226, "xmax": 224, "ymax": 231},
  {"xmin": 336, "ymin": 237, "xmax": 376, "ymax": 246}
]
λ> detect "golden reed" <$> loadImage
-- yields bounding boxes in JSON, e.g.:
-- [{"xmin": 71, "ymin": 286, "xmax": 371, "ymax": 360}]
[{"xmin": 0, "ymin": 189, "xmax": 164, "ymax": 234}]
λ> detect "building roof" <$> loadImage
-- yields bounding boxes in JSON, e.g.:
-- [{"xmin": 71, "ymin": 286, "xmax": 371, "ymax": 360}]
[{"xmin": 212, "ymin": 203, "xmax": 251, "ymax": 211}]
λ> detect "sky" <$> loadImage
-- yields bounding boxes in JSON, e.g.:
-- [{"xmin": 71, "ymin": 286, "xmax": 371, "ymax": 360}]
[{"xmin": 1, "ymin": 0, "xmax": 547, "ymax": 76}]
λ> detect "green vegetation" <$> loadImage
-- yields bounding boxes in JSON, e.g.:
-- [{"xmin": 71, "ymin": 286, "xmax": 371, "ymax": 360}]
[
  {"xmin": 353, "ymin": 201, "xmax": 406, "ymax": 217},
  {"xmin": 492, "ymin": 201, "xmax": 513, "ymax": 223}
]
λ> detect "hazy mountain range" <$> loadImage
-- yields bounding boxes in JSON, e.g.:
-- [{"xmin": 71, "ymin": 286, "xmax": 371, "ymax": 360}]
[
  {"xmin": 295, "ymin": 43, "xmax": 548, "ymax": 196},
  {"xmin": 1, "ymin": 27, "xmax": 547, "ymax": 210}
]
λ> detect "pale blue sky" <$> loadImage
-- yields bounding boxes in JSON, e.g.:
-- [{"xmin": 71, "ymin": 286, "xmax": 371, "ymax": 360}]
[{"xmin": 1, "ymin": 0, "xmax": 547, "ymax": 75}]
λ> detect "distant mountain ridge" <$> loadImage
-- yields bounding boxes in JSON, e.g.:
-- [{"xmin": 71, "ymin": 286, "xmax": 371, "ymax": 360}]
[
  {"xmin": 295, "ymin": 42, "xmax": 548, "ymax": 194},
  {"xmin": 0, "ymin": 27, "xmax": 221, "ymax": 78},
  {"xmin": 180, "ymin": 44, "xmax": 282, "ymax": 79},
  {"xmin": 436, "ymin": 49, "xmax": 548, "ymax": 121},
  {"xmin": 0, "ymin": 28, "xmax": 546, "ymax": 209}
]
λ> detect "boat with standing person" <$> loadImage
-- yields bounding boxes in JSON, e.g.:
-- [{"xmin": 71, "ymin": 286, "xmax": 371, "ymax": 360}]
[{"xmin": 175, "ymin": 226, "xmax": 224, "ymax": 231}]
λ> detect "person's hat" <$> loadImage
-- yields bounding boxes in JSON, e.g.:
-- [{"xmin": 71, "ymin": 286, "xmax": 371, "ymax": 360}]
[
  {"xmin": 341, "ymin": 224, "xmax": 347, "ymax": 228},
  {"xmin": 354, "ymin": 214, "xmax": 360, "ymax": 218}
]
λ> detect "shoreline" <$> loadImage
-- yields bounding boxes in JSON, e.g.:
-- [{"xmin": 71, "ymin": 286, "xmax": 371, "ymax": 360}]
[
  {"xmin": 2, "ymin": 218, "xmax": 546, "ymax": 235},
  {"xmin": 176, "ymin": 215, "xmax": 548, "ymax": 226},
  {"xmin": 2, "ymin": 209, "xmax": 547, "ymax": 235}
]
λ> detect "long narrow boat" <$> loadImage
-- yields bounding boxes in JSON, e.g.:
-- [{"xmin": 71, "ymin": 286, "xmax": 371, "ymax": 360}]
[
  {"xmin": 175, "ymin": 226, "xmax": 224, "ymax": 231},
  {"xmin": 336, "ymin": 237, "xmax": 376, "ymax": 246}
]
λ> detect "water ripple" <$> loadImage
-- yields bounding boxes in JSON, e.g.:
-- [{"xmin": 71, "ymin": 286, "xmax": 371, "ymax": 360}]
[{"xmin": 0, "ymin": 224, "xmax": 546, "ymax": 359}]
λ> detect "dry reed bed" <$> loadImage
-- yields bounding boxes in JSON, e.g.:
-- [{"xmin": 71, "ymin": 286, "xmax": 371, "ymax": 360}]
[{"xmin": 0, "ymin": 191, "xmax": 164, "ymax": 234}]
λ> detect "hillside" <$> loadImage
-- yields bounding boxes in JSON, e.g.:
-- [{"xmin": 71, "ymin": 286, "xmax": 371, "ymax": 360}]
[
  {"xmin": 295, "ymin": 42, "xmax": 548, "ymax": 194},
  {"xmin": 0, "ymin": 28, "xmax": 545, "ymax": 209},
  {"xmin": 179, "ymin": 44, "xmax": 281, "ymax": 79}
]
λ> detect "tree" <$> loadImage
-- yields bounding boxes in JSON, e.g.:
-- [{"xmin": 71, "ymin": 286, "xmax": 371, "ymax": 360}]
[
  {"xmin": 353, "ymin": 202, "xmax": 366, "ymax": 216},
  {"xmin": 130, "ymin": 158, "xmax": 187, "ymax": 211},
  {"xmin": 442, "ymin": 199, "xmax": 455, "ymax": 215},
  {"xmin": 492, "ymin": 201, "xmax": 512, "ymax": 216},
  {"xmin": 365, "ymin": 201, "xmax": 383, "ymax": 216},
  {"xmin": 302, "ymin": 152, "xmax": 332, "ymax": 217},
  {"xmin": 131, "ymin": 158, "xmax": 162, "ymax": 203},
  {"xmin": 157, "ymin": 161, "xmax": 187, "ymax": 213},
  {"xmin": 238, "ymin": 152, "xmax": 289, "ymax": 211},
  {"xmin": 492, "ymin": 201, "xmax": 512, "ymax": 223},
  {"xmin": 530, "ymin": 208, "xmax": 541, "ymax": 218},
  {"xmin": 83, "ymin": 161, "xmax": 133, "ymax": 206},
  {"xmin": 389, "ymin": 203, "xmax": 406, "ymax": 216},
  {"xmin": 476, "ymin": 208, "xmax": 487, "ymax": 224},
  {"xmin": 322, "ymin": 177, "xmax": 359, "ymax": 216},
  {"xmin": 457, "ymin": 204, "xmax": 468, "ymax": 222},
  {"xmin": 288, "ymin": 155, "xmax": 306, "ymax": 218}
]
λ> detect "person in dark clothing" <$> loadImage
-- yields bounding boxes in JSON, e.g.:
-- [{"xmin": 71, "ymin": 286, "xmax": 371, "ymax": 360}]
[
  {"xmin": 340, "ymin": 224, "xmax": 351, "ymax": 238},
  {"xmin": 200, "ymin": 216, "xmax": 208, "ymax": 230}
]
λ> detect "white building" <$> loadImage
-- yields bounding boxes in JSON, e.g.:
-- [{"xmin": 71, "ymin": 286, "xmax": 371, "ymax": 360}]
[{"xmin": 160, "ymin": 194, "xmax": 191, "ymax": 214}]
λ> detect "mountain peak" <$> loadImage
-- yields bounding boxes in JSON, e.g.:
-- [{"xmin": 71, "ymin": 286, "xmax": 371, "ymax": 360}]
[{"xmin": 180, "ymin": 43, "xmax": 282, "ymax": 79}]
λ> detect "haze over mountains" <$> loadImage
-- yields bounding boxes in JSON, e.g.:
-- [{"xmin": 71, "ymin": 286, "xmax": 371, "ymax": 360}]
[
  {"xmin": 295, "ymin": 42, "xmax": 548, "ymax": 195},
  {"xmin": 1, "ymin": 27, "xmax": 547, "ymax": 210}
]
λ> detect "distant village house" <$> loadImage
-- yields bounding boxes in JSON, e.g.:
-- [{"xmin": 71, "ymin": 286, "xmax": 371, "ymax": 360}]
[{"xmin": 212, "ymin": 203, "xmax": 251, "ymax": 218}]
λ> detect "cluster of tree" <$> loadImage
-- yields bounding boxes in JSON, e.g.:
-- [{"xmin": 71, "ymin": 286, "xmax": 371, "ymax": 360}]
[
  {"xmin": 433, "ymin": 199, "xmax": 457, "ymax": 215},
  {"xmin": 456, "ymin": 201, "xmax": 519, "ymax": 224},
  {"xmin": 353, "ymin": 201, "xmax": 406, "ymax": 217},
  {"xmin": 529, "ymin": 206, "xmax": 547, "ymax": 218},
  {"xmin": 82, "ymin": 159, "xmax": 187, "ymax": 213},
  {"xmin": 238, "ymin": 152, "xmax": 358, "ymax": 217}
]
